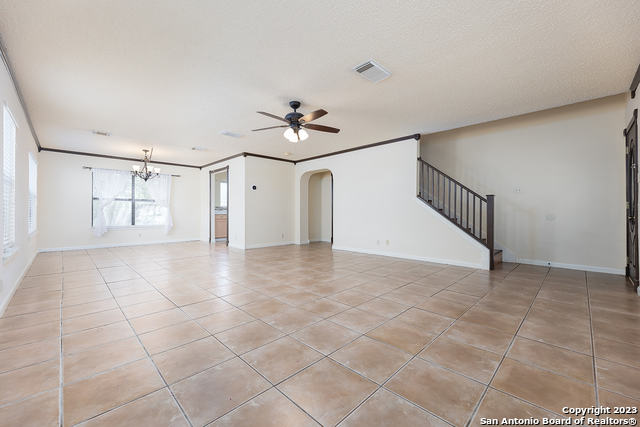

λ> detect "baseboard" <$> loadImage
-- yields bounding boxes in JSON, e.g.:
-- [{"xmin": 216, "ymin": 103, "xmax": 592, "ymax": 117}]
[
  {"xmin": 38, "ymin": 238, "xmax": 200, "ymax": 252},
  {"xmin": 517, "ymin": 258, "xmax": 625, "ymax": 275},
  {"xmin": 331, "ymin": 245, "xmax": 488, "ymax": 269},
  {"xmin": 0, "ymin": 249, "xmax": 38, "ymax": 317},
  {"xmin": 245, "ymin": 241, "xmax": 295, "ymax": 249},
  {"xmin": 309, "ymin": 239, "xmax": 331, "ymax": 243}
]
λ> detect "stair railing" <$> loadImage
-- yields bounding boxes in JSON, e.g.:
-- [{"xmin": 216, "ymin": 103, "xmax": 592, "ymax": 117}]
[{"xmin": 418, "ymin": 158, "xmax": 495, "ymax": 269}]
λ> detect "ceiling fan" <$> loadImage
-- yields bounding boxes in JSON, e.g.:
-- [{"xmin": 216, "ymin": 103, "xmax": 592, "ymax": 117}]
[{"xmin": 252, "ymin": 101, "xmax": 340, "ymax": 143}]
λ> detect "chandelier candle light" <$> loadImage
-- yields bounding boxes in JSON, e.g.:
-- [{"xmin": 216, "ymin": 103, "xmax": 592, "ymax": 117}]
[{"xmin": 132, "ymin": 149, "xmax": 160, "ymax": 181}]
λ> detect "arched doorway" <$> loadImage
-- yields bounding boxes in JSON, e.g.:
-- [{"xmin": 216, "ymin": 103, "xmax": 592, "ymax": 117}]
[{"xmin": 299, "ymin": 169, "xmax": 333, "ymax": 245}]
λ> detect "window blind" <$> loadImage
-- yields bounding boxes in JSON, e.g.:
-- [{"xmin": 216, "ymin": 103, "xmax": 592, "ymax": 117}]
[
  {"xmin": 28, "ymin": 152, "xmax": 37, "ymax": 234},
  {"xmin": 3, "ymin": 106, "xmax": 16, "ymax": 253}
]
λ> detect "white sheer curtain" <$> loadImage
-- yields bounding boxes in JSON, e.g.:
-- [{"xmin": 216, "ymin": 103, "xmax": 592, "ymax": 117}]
[
  {"xmin": 146, "ymin": 174, "xmax": 173, "ymax": 234},
  {"xmin": 92, "ymin": 168, "xmax": 132, "ymax": 236}
]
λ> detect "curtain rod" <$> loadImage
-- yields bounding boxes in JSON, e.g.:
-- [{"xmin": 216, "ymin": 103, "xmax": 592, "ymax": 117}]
[{"xmin": 82, "ymin": 166, "xmax": 180, "ymax": 177}]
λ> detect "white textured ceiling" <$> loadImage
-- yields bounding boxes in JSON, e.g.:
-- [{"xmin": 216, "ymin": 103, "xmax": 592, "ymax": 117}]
[{"xmin": 0, "ymin": 0, "xmax": 639, "ymax": 165}]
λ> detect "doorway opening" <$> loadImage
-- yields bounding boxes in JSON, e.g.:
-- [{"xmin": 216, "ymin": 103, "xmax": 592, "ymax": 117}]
[
  {"xmin": 625, "ymin": 109, "xmax": 638, "ymax": 290},
  {"xmin": 307, "ymin": 170, "xmax": 333, "ymax": 244},
  {"xmin": 209, "ymin": 167, "xmax": 229, "ymax": 246}
]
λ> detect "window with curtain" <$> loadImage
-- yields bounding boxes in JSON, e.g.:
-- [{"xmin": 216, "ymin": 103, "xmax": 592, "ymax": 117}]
[
  {"xmin": 28, "ymin": 153, "xmax": 37, "ymax": 234},
  {"xmin": 91, "ymin": 168, "xmax": 173, "ymax": 236},
  {"xmin": 3, "ymin": 105, "xmax": 16, "ymax": 256}
]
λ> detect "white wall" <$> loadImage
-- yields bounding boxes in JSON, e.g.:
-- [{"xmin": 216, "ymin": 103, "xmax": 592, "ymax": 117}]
[
  {"xmin": 200, "ymin": 156, "xmax": 245, "ymax": 249},
  {"xmin": 294, "ymin": 139, "xmax": 489, "ymax": 269},
  {"xmin": 244, "ymin": 156, "xmax": 294, "ymax": 249},
  {"xmin": 38, "ymin": 151, "xmax": 201, "ymax": 250},
  {"xmin": 0, "ymin": 58, "xmax": 39, "ymax": 314},
  {"xmin": 421, "ymin": 94, "xmax": 626, "ymax": 273},
  {"xmin": 308, "ymin": 171, "xmax": 332, "ymax": 242}
]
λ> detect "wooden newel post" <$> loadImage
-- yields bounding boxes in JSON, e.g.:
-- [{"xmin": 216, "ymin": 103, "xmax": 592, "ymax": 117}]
[{"xmin": 487, "ymin": 194, "xmax": 495, "ymax": 270}]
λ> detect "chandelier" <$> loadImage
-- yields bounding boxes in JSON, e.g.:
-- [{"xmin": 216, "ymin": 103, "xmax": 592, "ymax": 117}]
[{"xmin": 132, "ymin": 149, "xmax": 160, "ymax": 181}]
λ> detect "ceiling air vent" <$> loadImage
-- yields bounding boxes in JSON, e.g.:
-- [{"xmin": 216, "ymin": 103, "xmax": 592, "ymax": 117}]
[{"xmin": 353, "ymin": 60, "xmax": 391, "ymax": 83}]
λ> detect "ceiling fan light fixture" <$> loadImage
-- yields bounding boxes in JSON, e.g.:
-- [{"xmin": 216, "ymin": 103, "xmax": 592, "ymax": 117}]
[
  {"xmin": 283, "ymin": 127, "xmax": 298, "ymax": 142},
  {"xmin": 298, "ymin": 128, "xmax": 309, "ymax": 141}
]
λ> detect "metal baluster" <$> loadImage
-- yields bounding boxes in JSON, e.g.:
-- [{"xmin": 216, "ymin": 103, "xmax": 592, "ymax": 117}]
[
  {"xmin": 447, "ymin": 178, "xmax": 451, "ymax": 218},
  {"xmin": 454, "ymin": 183, "xmax": 457, "ymax": 223},
  {"xmin": 480, "ymin": 200, "xmax": 483, "ymax": 240},
  {"xmin": 466, "ymin": 190, "xmax": 469, "ymax": 229},
  {"xmin": 473, "ymin": 196, "xmax": 476, "ymax": 237}
]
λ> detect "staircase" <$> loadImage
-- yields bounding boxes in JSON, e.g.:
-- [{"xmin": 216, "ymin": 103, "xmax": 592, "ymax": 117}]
[{"xmin": 417, "ymin": 158, "xmax": 501, "ymax": 269}]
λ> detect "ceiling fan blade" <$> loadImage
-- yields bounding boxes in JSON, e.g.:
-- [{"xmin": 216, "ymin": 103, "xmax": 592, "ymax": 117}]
[
  {"xmin": 251, "ymin": 125, "xmax": 288, "ymax": 131},
  {"xmin": 299, "ymin": 109, "xmax": 328, "ymax": 123},
  {"xmin": 303, "ymin": 123, "xmax": 340, "ymax": 133},
  {"xmin": 257, "ymin": 111, "xmax": 289, "ymax": 123}
]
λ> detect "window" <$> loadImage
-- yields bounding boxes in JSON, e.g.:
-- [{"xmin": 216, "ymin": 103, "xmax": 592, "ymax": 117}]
[
  {"xmin": 219, "ymin": 182, "xmax": 227, "ymax": 207},
  {"xmin": 28, "ymin": 153, "xmax": 37, "ymax": 234},
  {"xmin": 91, "ymin": 168, "xmax": 172, "ymax": 235},
  {"xmin": 3, "ymin": 105, "xmax": 16, "ymax": 256}
]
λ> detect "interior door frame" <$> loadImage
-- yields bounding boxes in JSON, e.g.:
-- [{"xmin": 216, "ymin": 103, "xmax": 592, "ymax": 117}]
[
  {"xmin": 209, "ymin": 166, "xmax": 229, "ymax": 246},
  {"xmin": 625, "ymin": 109, "xmax": 638, "ymax": 288},
  {"xmin": 330, "ymin": 172, "xmax": 334, "ymax": 244}
]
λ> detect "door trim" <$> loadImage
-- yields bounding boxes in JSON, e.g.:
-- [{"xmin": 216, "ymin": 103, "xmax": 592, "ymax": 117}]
[
  {"xmin": 625, "ymin": 109, "xmax": 638, "ymax": 288},
  {"xmin": 209, "ymin": 166, "xmax": 230, "ymax": 246}
]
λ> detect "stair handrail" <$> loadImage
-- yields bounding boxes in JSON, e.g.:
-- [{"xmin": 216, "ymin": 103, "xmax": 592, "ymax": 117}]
[{"xmin": 417, "ymin": 157, "xmax": 496, "ymax": 269}]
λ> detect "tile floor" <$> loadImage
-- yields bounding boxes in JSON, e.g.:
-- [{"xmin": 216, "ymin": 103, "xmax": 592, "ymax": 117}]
[{"xmin": 0, "ymin": 242, "xmax": 639, "ymax": 426}]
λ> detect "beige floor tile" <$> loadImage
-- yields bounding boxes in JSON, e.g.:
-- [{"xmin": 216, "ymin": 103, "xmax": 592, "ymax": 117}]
[
  {"xmin": 300, "ymin": 298, "xmax": 350, "ymax": 318},
  {"xmin": 279, "ymin": 358, "xmax": 377, "ymax": 426},
  {"xmin": 0, "ymin": 337, "xmax": 59, "ymax": 374},
  {"xmin": 594, "ymin": 336, "xmax": 640, "ymax": 369},
  {"xmin": 242, "ymin": 336, "xmax": 322, "ymax": 383},
  {"xmin": 0, "ymin": 320, "xmax": 60, "ymax": 351},
  {"xmin": 222, "ymin": 290, "xmax": 267, "ymax": 306},
  {"xmin": 77, "ymin": 388, "xmax": 188, "ymax": 427},
  {"xmin": 444, "ymin": 320, "xmax": 513, "ymax": 354},
  {"xmin": 215, "ymin": 320, "xmax": 283, "ymax": 354},
  {"xmin": 292, "ymin": 320, "xmax": 360, "ymax": 355},
  {"xmin": 356, "ymin": 298, "xmax": 409, "ymax": 318},
  {"xmin": 598, "ymin": 389, "xmax": 640, "ymax": 424},
  {"xmin": 330, "ymin": 308, "xmax": 386, "ymax": 334},
  {"xmin": 508, "ymin": 337, "xmax": 594, "ymax": 383},
  {"xmin": 99, "ymin": 266, "xmax": 141, "ymax": 283},
  {"xmin": 63, "ymin": 321, "xmax": 134, "ymax": 355},
  {"xmin": 491, "ymin": 358, "xmax": 595, "ymax": 414},
  {"xmin": 0, "ymin": 359, "xmax": 59, "ymax": 405},
  {"xmin": 264, "ymin": 307, "xmax": 321, "ymax": 334},
  {"xmin": 181, "ymin": 298, "xmax": 234, "ymax": 318},
  {"xmin": 597, "ymin": 358, "xmax": 640, "ymax": 400},
  {"xmin": 211, "ymin": 387, "xmax": 318, "ymax": 426},
  {"xmin": 129, "ymin": 307, "xmax": 190, "ymax": 334},
  {"xmin": 121, "ymin": 299, "xmax": 177, "ymax": 319},
  {"xmin": 153, "ymin": 336, "xmax": 235, "ymax": 384},
  {"xmin": 64, "ymin": 336, "xmax": 147, "ymax": 383},
  {"xmin": 0, "ymin": 389, "xmax": 59, "ymax": 427},
  {"xmin": 470, "ymin": 388, "xmax": 564, "ymax": 425},
  {"xmin": 340, "ymin": 388, "xmax": 448, "ymax": 427},
  {"xmin": 330, "ymin": 290, "xmax": 375, "ymax": 306},
  {"xmin": 395, "ymin": 308, "xmax": 454, "ymax": 334},
  {"xmin": 366, "ymin": 318, "xmax": 435, "ymax": 354},
  {"xmin": 518, "ymin": 319, "xmax": 592, "ymax": 355},
  {"xmin": 62, "ymin": 308, "xmax": 125, "ymax": 335},
  {"xmin": 139, "ymin": 321, "xmax": 209, "ymax": 354},
  {"xmin": 277, "ymin": 291, "xmax": 321, "ymax": 306},
  {"xmin": 62, "ymin": 298, "xmax": 119, "ymax": 319},
  {"xmin": 64, "ymin": 358, "xmax": 165, "ymax": 426},
  {"xmin": 386, "ymin": 358, "xmax": 485, "ymax": 426},
  {"xmin": 0, "ymin": 308, "xmax": 60, "ymax": 332},
  {"xmin": 331, "ymin": 336, "xmax": 411, "ymax": 384},
  {"xmin": 197, "ymin": 308, "xmax": 255, "ymax": 334},
  {"xmin": 420, "ymin": 336, "xmax": 501, "ymax": 383},
  {"xmin": 416, "ymin": 297, "xmax": 471, "ymax": 318},
  {"xmin": 171, "ymin": 357, "xmax": 271, "ymax": 426}
]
